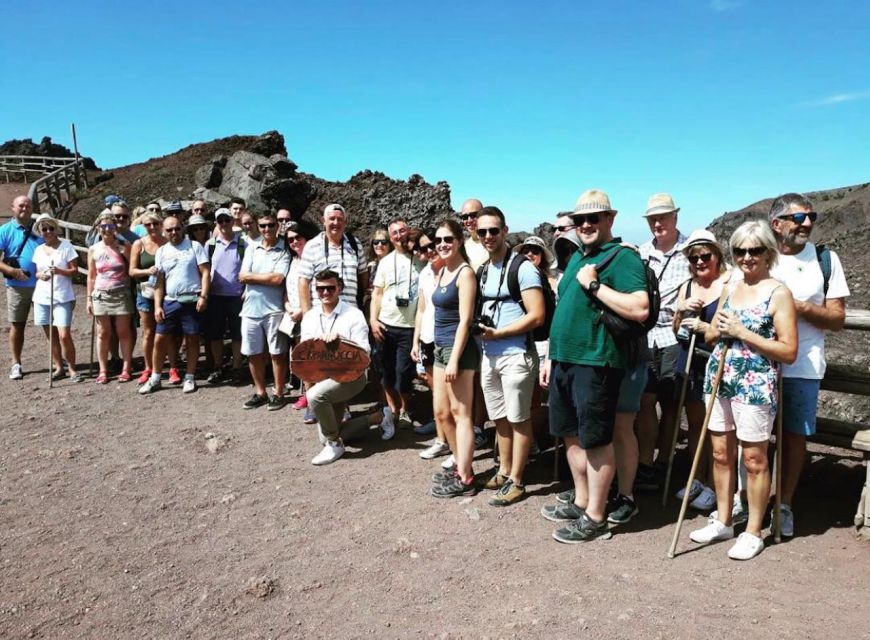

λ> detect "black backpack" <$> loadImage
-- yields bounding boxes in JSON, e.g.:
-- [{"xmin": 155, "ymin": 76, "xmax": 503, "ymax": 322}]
[
  {"xmin": 592, "ymin": 246, "xmax": 661, "ymax": 343},
  {"xmin": 476, "ymin": 253, "xmax": 557, "ymax": 341},
  {"xmin": 816, "ymin": 244, "xmax": 832, "ymax": 295}
]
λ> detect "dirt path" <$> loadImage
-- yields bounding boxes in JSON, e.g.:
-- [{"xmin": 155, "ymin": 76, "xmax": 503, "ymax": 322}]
[{"xmin": 1, "ymin": 283, "xmax": 868, "ymax": 639}]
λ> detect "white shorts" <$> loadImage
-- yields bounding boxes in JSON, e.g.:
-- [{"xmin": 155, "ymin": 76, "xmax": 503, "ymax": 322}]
[
  {"xmin": 706, "ymin": 395, "xmax": 775, "ymax": 443},
  {"xmin": 481, "ymin": 351, "xmax": 538, "ymax": 423},
  {"xmin": 241, "ymin": 314, "xmax": 288, "ymax": 356},
  {"xmin": 34, "ymin": 300, "xmax": 75, "ymax": 327}
]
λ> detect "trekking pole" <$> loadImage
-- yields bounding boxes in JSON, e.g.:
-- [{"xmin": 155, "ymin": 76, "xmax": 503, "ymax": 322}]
[
  {"xmin": 667, "ymin": 342, "xmax": 730, "ymax": 559},
  {"xmin": 48, "ymin": 261, "xmax": 55, "ymax": 388},
  {"xmin": 662, "ymin": 332, "xmax": 697, "ymax": 507},
  {"xmin": 773, "ymin": 371, "xmax": 784, "ymax": 543}
]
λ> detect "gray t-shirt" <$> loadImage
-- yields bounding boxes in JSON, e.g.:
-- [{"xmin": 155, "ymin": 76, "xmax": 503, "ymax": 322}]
[
  {"xmin": 155, "ymin": 238, "xmax": 209, "ymax": 300},
  {"xmin": 240, "ymin": 242, "xmax": 291, "ymax": 318},
  {"xmin": 479, "ymin": 253, "xmax": 542, "ymax": 356}
]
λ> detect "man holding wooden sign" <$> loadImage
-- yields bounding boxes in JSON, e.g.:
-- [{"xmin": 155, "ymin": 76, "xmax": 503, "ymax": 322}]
[{"xmin": 298, "ymin": 269, "xmax": 393, "ymax": 465}]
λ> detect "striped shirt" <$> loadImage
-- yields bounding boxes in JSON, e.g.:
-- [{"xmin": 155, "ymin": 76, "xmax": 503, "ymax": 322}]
[
  {"xmin": 639, "ymin": 232, "xmax": 690, "ymax": 349},
  {"xmin": 298, "ymin": 232, "xmax": 365, "ymax": 308}
]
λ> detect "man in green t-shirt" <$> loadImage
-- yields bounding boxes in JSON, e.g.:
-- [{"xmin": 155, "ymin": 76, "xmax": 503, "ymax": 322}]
[{"xmin": 541, "ymin": 189, "xmax": 649, "ymax": 544}]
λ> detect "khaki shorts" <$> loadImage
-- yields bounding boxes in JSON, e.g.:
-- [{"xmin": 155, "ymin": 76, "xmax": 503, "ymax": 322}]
[
  {"xmin": 91, "ymin": 288, "xmax": 134, "ymax": 316},
  {"xmin": 6, "ymin": 286, "xmax": 34, "ymax": 323},
  {"xmin": 706, "ymin": 395, "xmax": 775, "ymax": 443},
  {"xmin": 481, "ymin": 351, "xmax": 538, "ymax": 423}
]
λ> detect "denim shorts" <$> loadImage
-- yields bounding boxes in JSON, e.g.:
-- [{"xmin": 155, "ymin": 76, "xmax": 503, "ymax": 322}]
[
  {"xmin": 781, "ymin": 377, "xmax": 820, "ymax": 437},
  {"xmin": 34, "ymin": 300, "xmax": 75, "ymax": 327},
  {"xmin": 136, "ymin": 292, "xmax": 154, "ymax": 313},
  {"xmin": 156, "ymin": 299, "xmax": 202, "ymax": 336}
]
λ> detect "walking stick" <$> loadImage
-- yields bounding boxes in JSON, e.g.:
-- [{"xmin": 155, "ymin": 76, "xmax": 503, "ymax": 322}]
[
  {"xmin": 773, "ymin": 372, "xmax": 784, "ymax": 543},
  {"xmin": 667, "ymin": 341, "xmax": 730, "ymax": 559},
  {"xmin": 662, "ymin": 332, "xmax": 697, "ymax": 507},
  {"xmin": 48, "ymin": 261, "xmax": 54, "ymax": 388}
]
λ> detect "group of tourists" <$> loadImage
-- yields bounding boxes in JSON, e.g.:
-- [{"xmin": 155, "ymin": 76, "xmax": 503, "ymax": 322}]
[{"xmin": 0, "ymin": 186, "xmax": 849, "ymax": 560}]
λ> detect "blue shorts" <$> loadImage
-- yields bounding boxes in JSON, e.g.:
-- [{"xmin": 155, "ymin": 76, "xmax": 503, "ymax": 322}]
[
  {"xmin": 136, "ymin": 293, "xmax": 154, "ymax": 313},
  {"xmin": 781, "ymin": 377, "xmax": 820, "ymax": 437},
  {"xmin": 34, "ymin": 300, "xmax": 75, "ymax": 327},
  {"xmin": 616, "ymin": 361, "xmax": 649, "ymax": 413},
  {"xmin": 156, "ymin": 300, "xmax": 202, "ymax": 336}
]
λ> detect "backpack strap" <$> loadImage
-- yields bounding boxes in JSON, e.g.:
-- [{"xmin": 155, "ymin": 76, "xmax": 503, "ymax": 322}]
[
  {"xmin": 206, "ymin": 238, "xmax": 216, "ymax": 261},
  {"xmin": 594, "ymin": 246, "xmax": 625, "ymax": 274},
  {"xmin": 345, "ymin": 233, "xmax": 359, "ymax": 254},
  {"xmin": 816, "ymin": 244, "xmax": 832, "ymax": 296},
  {"xmin": 506, "ymin": 252, "xmax": 526, "ymax": 303}
]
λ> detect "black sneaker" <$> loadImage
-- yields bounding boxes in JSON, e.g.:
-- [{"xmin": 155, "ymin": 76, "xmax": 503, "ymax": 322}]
[
  {"xmin": 207, "ymin": 370, "xmax": 224, "ymax": 385},
  {"xmin": 267, "ymin": 395, "xmax": 286, "ymax": 411},
  {"xmin": 556, "ymin": 488, "xmax": 576, "ymax": 504},
  {"xmin": 607, "ymin": 494, "xmax": 639, "ymax": 525},
  {"xmin": 540, "ymin": 501, "xmax": 586, "ymax": 523},
  {"xmin": 552, "ymin": 513, "xmax": 613, "ymax": 544},
  {"xmin": 431, "ymin": 475, "xmax": 478, "ymax": 498},
  {"xmin": 634, "ymin": 464, "xmax": 660, "ymax": 492},
  {"xmin": 243, "ymin": 393, "xmax": 269, "ymax": 410}
]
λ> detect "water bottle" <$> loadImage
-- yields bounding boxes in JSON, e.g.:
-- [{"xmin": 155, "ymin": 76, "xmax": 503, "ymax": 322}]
[{"xmin": 677, "ymin": 311, "xmax": 695, "ymax": 341}]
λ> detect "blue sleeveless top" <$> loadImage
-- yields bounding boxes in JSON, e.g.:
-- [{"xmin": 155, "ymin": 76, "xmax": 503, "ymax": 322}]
[{"xmin": 432, "ymin": 265, "xmax": 468, "ymax": 348}]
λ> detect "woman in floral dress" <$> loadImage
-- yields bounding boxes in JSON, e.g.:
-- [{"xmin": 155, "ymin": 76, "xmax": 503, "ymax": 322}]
[{"xmin": 690, "ymin": 221, "xmax": 797, "ymax": 560}]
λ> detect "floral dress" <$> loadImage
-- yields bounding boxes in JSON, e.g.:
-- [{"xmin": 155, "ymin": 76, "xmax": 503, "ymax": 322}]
[{"xmin": 703, "ymin": 287, "xmax": 780, "ymax": 410}]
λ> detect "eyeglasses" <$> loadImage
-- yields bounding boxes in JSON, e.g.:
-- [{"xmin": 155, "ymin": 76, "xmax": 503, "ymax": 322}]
[
  {"xmin": 164, "ymin": 227, "xmax": 181, "ymax": 233},
  {"xmin": 778, "ymin": 211, "xmax": 817, "ymax": 224},
  {"xmin": 732, "ymin": 246, "xmax": 767, "ymax": 258},
  {"xmin": 258, "ymin": 222, "xmax": 277, "ymax": 230},
  {"xmin": 315, "ymin": 285, "xmax": 337, "ymax": 293},
  {"xmin": 554, "ymin": 224, "xmax": 576, "ymax": 233},
  {"xmin": 459, "ymin": 213, "xmax": 478, "ymax": 221},
  {"xmin": 371, "ymin": 239, "xmax": 389, "ymax": 246},
  {"xmin": 476, "ymin": 227, "xmax": 501, "ymax": 238},
  {"xmin": 521, "ymin": 246, "xmax": 543, "ymax": 256},
  {"xmin": 435, "ymin": 235, "xmax": 455, "ymax": 245},
  {"xmin": 687, "ymin": 252, "xmax": 713, "ymax": 265},
  {"xmin": 573, "ymin": 214, "xmax": 600, "ymax": 226}
]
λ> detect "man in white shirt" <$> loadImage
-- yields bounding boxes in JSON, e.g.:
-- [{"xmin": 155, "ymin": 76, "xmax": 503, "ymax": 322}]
[
  {"xmin": 459, "ymin": 198, "xmax": 489, "ymax": 271},
  {"xmin": 769, "ymin": 193, "xmax": 849, "ymax": 537},
  {"xmin": 302, "ymin": 270, "xmax": 391, "ymax": 465}
]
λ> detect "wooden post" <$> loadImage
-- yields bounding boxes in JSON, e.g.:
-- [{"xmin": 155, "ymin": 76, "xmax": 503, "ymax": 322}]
[{"xmin": 71, "ymin": 123, "xmax": 88, "ymax": 188}]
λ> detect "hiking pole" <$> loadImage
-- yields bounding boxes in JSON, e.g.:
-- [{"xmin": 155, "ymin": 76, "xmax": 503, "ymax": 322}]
[
  {"xmin": 773, "ymin": 371, "xmax": 784, "ymax": 543},
  {"xmin": 667, "ymin": 342, "xmax": 730, "ymax": 559},
  {"xmin": 662, "ymin": 332, "xmax": 697, "ymax": 507},
  {"xmin": 48, "ymin": 261, "xmax": 55, "ymax": 389}
]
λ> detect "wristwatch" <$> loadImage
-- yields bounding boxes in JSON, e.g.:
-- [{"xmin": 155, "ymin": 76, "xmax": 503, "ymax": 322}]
[{"xmin": 586, "ymin": 280, "xmax": 601, "ymax": 296}]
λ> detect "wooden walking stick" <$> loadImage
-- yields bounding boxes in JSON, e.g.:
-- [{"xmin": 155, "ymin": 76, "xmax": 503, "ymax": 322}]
[
  {"xmin": 773, "ymin": 371, "xmax": 784, "ymax": 543},
  {"xmin": 48, "ymin": 260, "xmax": 55, "ymax": 388},
  {"xmin": 667, "ymin": 341, "xmax": 730, "ymax": 559},
  {"xmin": 662, "ymin": 332, "xmax": 697, "ymax": 507}
]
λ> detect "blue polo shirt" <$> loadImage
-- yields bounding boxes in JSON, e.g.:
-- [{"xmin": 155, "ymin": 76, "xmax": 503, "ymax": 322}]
[{"xmin": 0, "ymin": 219, "xmax": 43, "ymax": 288}]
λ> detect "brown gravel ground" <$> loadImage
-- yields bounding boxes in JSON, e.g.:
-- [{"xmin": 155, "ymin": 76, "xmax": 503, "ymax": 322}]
[{"xmin": 1, "ymin": 283, "xmax": 868, "ymax": 640}]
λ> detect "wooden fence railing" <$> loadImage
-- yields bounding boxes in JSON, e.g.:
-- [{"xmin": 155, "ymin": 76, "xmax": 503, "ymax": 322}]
[
  {"xmin": 0, "ymin": 154, "xmax": 89, "ymax": 219},
  {"xmin": 0, "ymin": 155, "xmax": 79, "ymax": 183}
]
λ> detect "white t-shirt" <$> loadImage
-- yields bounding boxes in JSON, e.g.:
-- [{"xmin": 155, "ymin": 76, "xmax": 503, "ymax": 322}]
[
  {"xmin": 771, "ymin": 242, "xmax": 850, "ymax": 379},
  {"xmin": 373, "ymin": 251, "xmax": 420, "ymax": 328},
  {"xmin": 33, "ymin": 240, "xmax": 78, "ymax": 304},
  {"xmin": 418, "ymin": 264, "xmax": 437, "ymax": 344}
]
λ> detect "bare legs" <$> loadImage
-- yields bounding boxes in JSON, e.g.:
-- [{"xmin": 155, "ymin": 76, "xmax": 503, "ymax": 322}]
[
  {"xmin": 564, "ymin": 436, "xmax": 616, "ymax": 522},
  {"xmin": 96, "ymin": 315, "xmax": 133, "ymax": 375}
]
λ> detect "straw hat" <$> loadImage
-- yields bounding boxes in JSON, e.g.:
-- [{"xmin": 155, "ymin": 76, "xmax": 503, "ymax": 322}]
[
  {"xmin": 572, "ymin": 189, "xmax": 616, "ymax": 216},
  {"xmin": 33, "ymin": 213, "xmax": 59, "ymax": 229},
  {"xmin": 517, "ymin": 235, "xmax": 555, "ymax": 264},
  {"xmin": 644, "ymin": 193, "xmax": 680, "ymax": 217},
  {"xmin": 681, "ymin": 229, "xmax": 723, "ymax": 255}
]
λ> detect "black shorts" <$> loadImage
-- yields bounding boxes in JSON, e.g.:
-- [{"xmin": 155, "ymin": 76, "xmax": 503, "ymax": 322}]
[
  {"xmin": 420, "ymin": 340, "xmax": 435, "ymax": 370},
  {"xmin": 549, "ymin": 361, "xmax": 623, "ymax": 449},
  {"xmin": 645, "ymin": 343, "xmax": 680, "ymax": 395},
  {"xmin": 204, "ymin": 295, "xmax": 243, "ymax": 341},
  {"xmin": 381, "ymin": 325, "xmax": 416, "ymax": 393}
]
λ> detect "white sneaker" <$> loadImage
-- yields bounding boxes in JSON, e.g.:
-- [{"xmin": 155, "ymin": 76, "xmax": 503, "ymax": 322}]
[
  {"xmin": 380, "ymin": 407, "xmax": 395, "ymax": 441},
  {"xmin": 9, "ymin": 363, "xmax": 23, "ymax": 380},
  {"xmin": 441, "ymin": 454, "xmax": 456, "ymax": 469},
  {"xmin": 690, "ymin": 485, "xmax": 717, "ymax": 511},
  {"xmin": 139, "ymin": 377, "xmax": 162, "ymax": 395},
  {"xmin": 690, "ymin": 517, "xmax": 735, "ymax": 544},
  {"xmin": 182, "ymin": 375, "xmax": 196, "ymax": 394},
  {"xmin": 676, "ymin": 479, "xmax": 704, "ymax": 502},
  {"xmin": 728, "ymin": 532, "xmax": 764, "ymax": 560},
  {"xmin": 419, "ymin": 440, "xmax": 450, "ymax": 460},
  {"xmin": 311, "ymin": 440, "xmax": 345, "ymax": 465},
  {"xmin": 773, "ymin": 503, "xmax": 795, "ymax": 538}
]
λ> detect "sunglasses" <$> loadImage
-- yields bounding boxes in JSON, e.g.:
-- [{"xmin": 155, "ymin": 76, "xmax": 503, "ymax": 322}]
[
  {"xmin": 521, "ymin": 246, "xmax": 543, "ymax": 256},
  {"xmin": 732, "ymin": 246, "xmax": 767, "ymax": 258},
  {"xmin": 573, "ymin": 213, "xmax": 600, "ymax": 226},
  {"xmin": 217, "ymin": 218, "xmax": 233, "ymax": 224},
  {"xmin": 435, "ymin": 235, "xmax": 455, "ymax": 245},
  {"xmin": 554, "ymin": 224, "xmax": 576, "ymax": 233},
  {"xmin": 165, "ymin": 227, "xmax": 181, "ymax": 233},
  {"xmin": 39, "ymin": 226, "xmax": 56, "ymax": 233},
  {"xmin": 415, "ymin": 244, "xmax": 434, "ymax": 254},
  {"xmin": 315, "ymin": 285, "xmax": 337, "ymax": 293},
  {"xmin": 286, "ymin": 234, "xmax": 302, "ymax": 242},
  {"xmin": 258, "ymin": 222, "xmax": 277, "ymax": 230},
  {"xmin": 189, "ymin": 225, "xmax": 208, "ymax": 232},
  {"xmin": 113, "ymin": 214, "xmax": 130, "ymax": 221},
  {"xmin": 688, "ymin": 252, "xmax": 713, "ymax": 265},
  {"xmin": 99, "ymin": 224, "xmax": 117, "ymax": 231},
  {"xmin": 459, "ymin": 213, "xmax": 478, "ymax": 221},
  {"xmin": 476, "ymin": 227, "xmax": 501, "ymax": 238},
  {"xmin": 778, "ymin": 211, "xmax": 817, "ymax": 224},
  {"xmin": 371, "ymin": 239, "xmax": 389, "ymax": 246}
]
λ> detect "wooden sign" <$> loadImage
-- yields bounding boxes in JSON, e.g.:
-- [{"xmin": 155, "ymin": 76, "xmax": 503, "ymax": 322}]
[{"xmin": 290, "ymin": 338, "xmax": 371, "ymax": 384}]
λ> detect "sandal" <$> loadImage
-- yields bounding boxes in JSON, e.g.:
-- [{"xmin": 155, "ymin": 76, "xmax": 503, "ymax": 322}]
[
  {"xmin": 117, "ymin": 370, "xmax": 132, "ymax": 383},
  {"xmin": 95, "ymin": 372, "xmax": 109, "ymax": 384}
]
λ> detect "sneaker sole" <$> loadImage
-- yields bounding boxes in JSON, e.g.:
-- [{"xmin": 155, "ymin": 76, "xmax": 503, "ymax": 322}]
[
  {"xmin": 430, "ymin": 488, "xmax": 478, "ymax": 499},
  {"xmin": 551, "ymin": 529, "xmax": 613, "ymax": 544}
]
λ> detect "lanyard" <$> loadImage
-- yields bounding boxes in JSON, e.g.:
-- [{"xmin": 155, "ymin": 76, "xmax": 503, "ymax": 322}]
[
  {"xmin": 319, "ymin": 310, "xmax": 339, "ymax": 335},
  {"xmin": 392, "ymin": 252, "xmax": 417, "ymax": 298},
  {"xmin": 322, "ymin": 233, "xmax": 347, "ymax": 282}
]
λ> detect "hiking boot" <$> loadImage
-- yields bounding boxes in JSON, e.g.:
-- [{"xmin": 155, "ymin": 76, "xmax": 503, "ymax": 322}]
[
  {"xmin": 168, "ymin": 368, "xmax": 182, "ymax": 385},
  {"xmin": 9, "ymin": 363, "xmax": 23, "ymax": 380},
  {"xmin": 556, "ymin": 488, "xmax": 576, "ymax": 505},
  {"xmin": 727, "ymin": 532, "xmax": 764, "ymax": 560},
  {"xmin": 607, "ymin": 494, "xmax": 639, "ymax": 525},
  {"xmin": 689, "ymin": 516, "xmax": 735, "ymax": 544},
  {"xmin": 552, "ymin": 514, "xmax": 612, "ymax": 544},
  {"xmin": 540, "ymin": 501, "xmax": 586, "ymax": 523},
  {"xmin": 267, "ymin": 395, "xmax": 286, "ymax": 411},
  {"xmin": 431, "ymin": 475, "xmax": 477, "ymax": 499},
  {"xmin": 138, "ymin": 377, "xmax": 162, "ymax": 394},
  {"xmin": 243, "ymin": 393, "xmax": 269, "ymax": 410},
  {"xmin": 419, "ymin": 440, "xmax": 450, "ymax": 460},
  {"xmin": 489, "ymin": 479, "xmax": 526, "ymax": 507},
  {"xmin": 484, "ymin": 470, "xmax": 509, "ymax": 490},
  {"xmin": 772, "ymin": 503, "xmax": 795, "ymax": 538},
  {"xmin": 634, "ymin": 463, "xmax": 660, "ymax": 492}
]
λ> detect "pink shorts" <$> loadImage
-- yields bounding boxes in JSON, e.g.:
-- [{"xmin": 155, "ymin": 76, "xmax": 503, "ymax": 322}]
[{"xmin": 705, "ymin": 396, "xmax": 775, "ymax": 443}]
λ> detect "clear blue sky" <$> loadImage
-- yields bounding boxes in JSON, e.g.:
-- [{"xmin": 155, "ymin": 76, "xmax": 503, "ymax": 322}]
[{"xmin": 2, "ymin": 1, "xmax": 868, "ymax": 242}]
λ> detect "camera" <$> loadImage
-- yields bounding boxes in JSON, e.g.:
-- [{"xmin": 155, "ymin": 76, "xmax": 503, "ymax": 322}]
[
  {"xmin": 396, "ymin": 297, "xmax": 409, "ymax": 308},
  {"xmin": 471, "ymin": 314, "xmax": 494, "ymax": 335}
]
